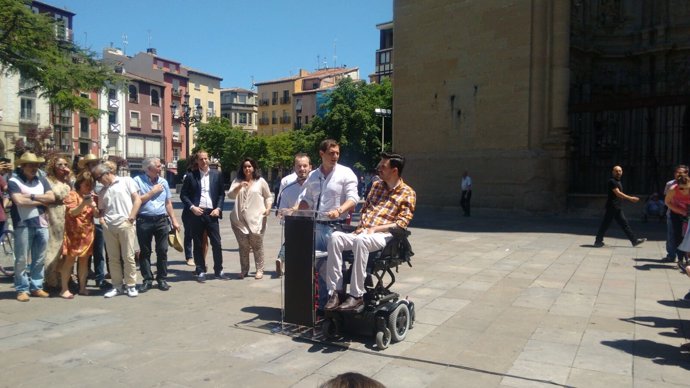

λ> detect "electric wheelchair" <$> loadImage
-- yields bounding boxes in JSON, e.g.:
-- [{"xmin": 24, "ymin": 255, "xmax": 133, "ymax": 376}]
[{"xmin": 320, "ymin": 226, "xmax": 415, "ymax": 350}]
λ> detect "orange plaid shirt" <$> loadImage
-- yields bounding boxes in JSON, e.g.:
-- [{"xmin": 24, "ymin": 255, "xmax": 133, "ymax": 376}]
[{"xmin": 360, "ymin": 178, "xmax": 416, "ymax": 230}]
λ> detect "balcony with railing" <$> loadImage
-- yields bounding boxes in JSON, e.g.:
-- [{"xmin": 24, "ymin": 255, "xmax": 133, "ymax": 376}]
[
  {"xmin": 272, "ymin": 117, "xmax": 278, "ymax": 124},
  {"xmin": 279, "ymin": 116, "xmax": 291, "ymax": 124},
  {"xmin": 151, "ymin": 121, "xmax": 159, "ymax": 131},
  {"xmin": 259, "ymin": 99, "xmax": 269, "ymax": 106},
  {"xmin": 172, "ymin": 89, "xmax": 182, "ymax": 97},
  {"xmin": 272, "ymin": 97, "xmax": 278, "ymax": 105},
  {"xmin": 130, "ymin": 119, "xmax": 140, "ymax": 128},
  {"xmin": 259, "ymin": 118, "xmax": 269, "ymax": 125},
  {"xmin": 19, "ymin": 111, "xmax": 39, "ymax": 124},
  {"xmin": 280, "ymin": 96, "xmax": 291, "ymax": 104},
  {"xmin": 55, "ymin": 26, "xmax": 73, "ymax": 42},
  {"xmin": 172, "ymin": 132, "xmax": 180, "ymax": 142}
]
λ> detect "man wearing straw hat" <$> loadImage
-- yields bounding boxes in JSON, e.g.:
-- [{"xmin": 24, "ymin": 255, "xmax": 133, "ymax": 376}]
[
  {"xmin": 133, "ymin": 157, "xmax": 179, "ymax": 292},
  {"xmin": 8, "ymin": 152, "xmax": 55, "ymax": 302}
]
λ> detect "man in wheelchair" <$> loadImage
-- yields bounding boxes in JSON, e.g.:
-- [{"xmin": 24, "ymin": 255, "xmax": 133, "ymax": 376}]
[{"xmin": 323, "ymin": 152, "xmax": 416, "ymax": 311}]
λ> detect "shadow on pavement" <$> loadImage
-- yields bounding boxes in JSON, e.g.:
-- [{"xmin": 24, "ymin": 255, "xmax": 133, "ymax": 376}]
[{"xmin": 601, "ymin": 339, "xmax": 690, "ymax": 370}]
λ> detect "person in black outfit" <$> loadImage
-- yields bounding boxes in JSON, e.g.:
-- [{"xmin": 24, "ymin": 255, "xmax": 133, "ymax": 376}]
[
  {"xmin": 594, "ymin": 165, "xmax": 646, "ymax": 247},
  {"xmin": 180, "ymin": 151, "xmax": 227, "ymax": 282}
]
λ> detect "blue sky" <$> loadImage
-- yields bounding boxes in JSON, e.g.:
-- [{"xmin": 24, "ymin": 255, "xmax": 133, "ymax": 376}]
[{"xmin": 52, "ymin": 0, "xmax": 393, "ymax": 88}]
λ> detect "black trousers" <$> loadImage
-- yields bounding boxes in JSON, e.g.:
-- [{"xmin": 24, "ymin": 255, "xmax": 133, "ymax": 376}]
[
  {"xmin": 136, "ymin": 215, "xmax": 170, "ymax": 281},
  {"xmin": 190, "ymin": 212, "xmax": 223, "ymax": 275},
  {"xmin": 595, "ymin": 207, "xmax": 636, "ymax": 244},
  {"xmin": 461, "ymin": 190, "xmax": 472, "ymax": 215}
]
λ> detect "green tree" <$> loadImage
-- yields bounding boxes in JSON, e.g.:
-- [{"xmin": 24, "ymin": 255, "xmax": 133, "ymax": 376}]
[
  {"xmin": 0, "ymin": 0, "xmax": 118, "ymax": 118},
  {"xmin": 304, "ymin": 77, "xmax": 392, "ymax": 172},
  {"xmin": 194, "ymin": 117, "xmax": 258, "ymax": 180}
]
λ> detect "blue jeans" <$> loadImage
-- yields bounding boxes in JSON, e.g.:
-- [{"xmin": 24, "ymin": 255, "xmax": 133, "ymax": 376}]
[
  {"xmin": 315, "ymin": 223, "xmax": 334, "ymax": 310},
  {"xmin": 666, "ymin": 214, "xmax": 676, "ymax": 259},
  {"xmin": 14, "ymin": 226, "xmax": 49, "ymax": 293},
  {"xmin": 93, "ymin": 224, "xmax": 106, "ymax": 285}
]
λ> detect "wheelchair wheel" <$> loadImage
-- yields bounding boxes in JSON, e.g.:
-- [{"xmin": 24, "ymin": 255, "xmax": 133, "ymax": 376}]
[
  {"xmin": 388, "ymin": 303, "xmax": 410, "ymax": 342},
  {"xmin": 375, "ymin": 328, "xmax": 391, "ymax": 350}
]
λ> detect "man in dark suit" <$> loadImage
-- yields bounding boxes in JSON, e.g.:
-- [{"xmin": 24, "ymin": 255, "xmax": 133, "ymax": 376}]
[{"xmin": 180, "ymin": 150, "xmax": 227, "ymax": 282}]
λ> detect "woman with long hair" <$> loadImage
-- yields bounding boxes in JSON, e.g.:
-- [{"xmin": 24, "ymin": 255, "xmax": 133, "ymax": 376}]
[
  {"xmin": 44, "ymin": 156, "xmax": 73, "ymax": 289},
  {"xmin": 228, "ymin": 157, "xmax": 272, "ymax": 279},
  {"xmin": 59, "ymin": 171, "xmax": 97, "ymax": 298}
]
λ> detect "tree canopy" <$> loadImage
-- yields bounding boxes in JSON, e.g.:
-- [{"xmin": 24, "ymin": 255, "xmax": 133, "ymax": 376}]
[
  {"xmin": 194, "ymin": 77, "xmax": 392, "ymax": 180},
  {"xmin": 0, "ymin": 0, "xmax": 118, "ymax": 118}
]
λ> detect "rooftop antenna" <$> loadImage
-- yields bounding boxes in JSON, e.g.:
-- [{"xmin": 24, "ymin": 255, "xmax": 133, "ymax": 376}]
[
  {"xmin": 250, "ymin": 75, "xmax": 255, "ymax": 91},
  {"xmin": 121, "ymin": 33, "xmax": 128, "ymax": 55},
  {"xmin": 333, "ymin": 39, "xmax": 337, "ymax": 69},
  {"xmin": 147, "ymin": 29, "xmax": 152, "ymax": 48},
  {"xmin": 316, "ymin": 55, "xmax": 320, "ymax": 70}
]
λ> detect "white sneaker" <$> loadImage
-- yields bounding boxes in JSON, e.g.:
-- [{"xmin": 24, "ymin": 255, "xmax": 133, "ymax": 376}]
[
  {"xmin": 126, "ymin": 286, "xmax": 138, "ymax": 297},
  {"xmin": 104, "ymin": 287, "xmax": 121, "ymax": 298}
]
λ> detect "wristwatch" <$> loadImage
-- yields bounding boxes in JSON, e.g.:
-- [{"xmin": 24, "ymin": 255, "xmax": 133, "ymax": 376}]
[{"xmin": 30, "ymin": 194, "xmax": 35, "ymax": 201}]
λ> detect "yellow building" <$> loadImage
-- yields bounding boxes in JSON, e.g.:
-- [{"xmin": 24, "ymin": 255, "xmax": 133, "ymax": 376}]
[
  {"xmin": 255, "ymin": 70, "xmax": 309, "ymax": 136},
  {"xmin": 185, "ymin": 67, "xmax": 222, "ymax": 151}
]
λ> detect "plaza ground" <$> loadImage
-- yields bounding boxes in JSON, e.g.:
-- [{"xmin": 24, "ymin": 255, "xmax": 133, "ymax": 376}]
[{"xmin": 0, "ymin": 199, "xmax": 688, "ymax": 387}]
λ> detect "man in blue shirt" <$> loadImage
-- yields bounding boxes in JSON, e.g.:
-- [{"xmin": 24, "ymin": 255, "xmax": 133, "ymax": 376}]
[{"xmin": 134, "ymin": 157, "xmax": 180, "ymax": 291}]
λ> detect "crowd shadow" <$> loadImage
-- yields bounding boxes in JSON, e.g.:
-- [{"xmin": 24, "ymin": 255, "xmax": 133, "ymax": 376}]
[
  {"xmin": 632, "ymin": 257, "xmax": 677, "ymax": 271},
  {"xmin": 601, "ymin": 339, "xmax": 690, "ymax": 370},
  {"xmin": 620, "ymin": 316, "xmax": 686, "ymax": 339}
]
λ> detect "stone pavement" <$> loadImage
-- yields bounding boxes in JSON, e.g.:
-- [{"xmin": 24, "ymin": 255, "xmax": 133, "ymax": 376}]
[{"xmin": 1, "ymin": 201, "xmax": 689, "ymax": 387}]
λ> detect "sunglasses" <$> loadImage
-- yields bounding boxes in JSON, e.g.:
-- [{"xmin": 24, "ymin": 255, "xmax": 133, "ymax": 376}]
[{"xmin": 55, "ymin": 163, "xmax": 68, "ymax": 167}]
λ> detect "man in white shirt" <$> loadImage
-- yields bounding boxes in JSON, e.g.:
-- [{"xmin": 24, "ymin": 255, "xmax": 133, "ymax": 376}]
[
  {"xmin": 274, "ymin": 153, "xmax": 312, "ymax": 276},
  {"xmin": 298, "ymin": 139, "xmax": 359, "ymax": 312},
  {"xmin": 95, "ymin": 163, "xmax": 142, "ymax": 298},
  {"xmin": 460, "ymin": 171, "xmax": 472, "ymax": 217}
]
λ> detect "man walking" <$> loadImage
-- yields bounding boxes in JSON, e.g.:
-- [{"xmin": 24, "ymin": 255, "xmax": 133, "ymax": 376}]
[
  {"xmin": 134, "ymin": 157, "xmax": 180, "ymax": 292},
  {"xmin": 324, "ymin": 152, "xmax": 416, "ymax": 311},
  {"xmin": 180, "ymin": 150, "xmax": 226, "ymax": 282},
  {"xmin": 298, "ymin": 139, "xmax": 359, "ymax": 312},
  {"xmin": 663, "ymin": 165, "xmax": 688, "ymax": 262},
  {"xmin": 95, "ymin": 163, "xmax": 142, "ymax": 298},
  {"xmin": 594, "ymin": 165, "xmax": 646, "ymax": 248},
  {"xmin": 460, "ymin": 171, "xmax": 472, "ymax": 216}
]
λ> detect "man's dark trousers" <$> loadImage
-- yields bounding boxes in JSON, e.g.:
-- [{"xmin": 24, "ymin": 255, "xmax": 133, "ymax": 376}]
[
  {"xmin": 461, "ymin": 190, "xmax": 472, "ymax": 216},
  {"xmin": 136, "ymin": 215, "xmax": 170, "ymax": 281},
  {"xmin": 595, "ymin": 207, "xmax": 636, "ymax": 244},
  {"xmin": 190, "ymin": 211, "xmax": 223, "ymax": 275},
  {"xmin": 92, "ymin": 224, "xmax": 106, "ymax": 286}
]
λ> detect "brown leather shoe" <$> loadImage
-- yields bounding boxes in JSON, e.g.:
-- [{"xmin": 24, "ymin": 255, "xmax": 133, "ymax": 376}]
[
  {"xmin": 324, "ymin": 292, "xmax": 340, "ymax": 310},
  {"xmin": 30, "ymin": 289, "xmax": 49, "ymax": 298},
  {"xmin": 337, "ymin": 296, "xmax": 363, "ymax": 311},
  {"xmin": 16, "ymin": 292, "xmax": 29, "ymax": 302}
]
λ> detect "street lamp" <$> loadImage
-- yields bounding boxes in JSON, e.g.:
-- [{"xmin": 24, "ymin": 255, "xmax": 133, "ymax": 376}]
[
  {"xmin": 374, "ymin": 108, "xmax": 391, "ymax": 152},
  {"xmin": 171, "ymin": 92, "xmax": 202, "ymax": 158}
]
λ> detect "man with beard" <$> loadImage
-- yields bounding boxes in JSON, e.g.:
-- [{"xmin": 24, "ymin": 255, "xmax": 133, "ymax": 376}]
[
  {"xmin": 274, "ymin": 153, "xmax": 312, "ymax": 277},
  {"xmin": 594, "ymin": 165, "xmax": 646, "ymax": 248}
]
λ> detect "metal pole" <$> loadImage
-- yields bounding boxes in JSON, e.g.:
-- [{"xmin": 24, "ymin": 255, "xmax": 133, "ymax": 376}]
[{"xmin": 381, "ymin": 115, "xmax": 385, "ymax": 152}]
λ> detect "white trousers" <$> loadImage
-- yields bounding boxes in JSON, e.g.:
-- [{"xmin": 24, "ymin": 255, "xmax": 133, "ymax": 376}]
[{"xmin": 326, "ymin": 230, "xmax": 391, "ymax": 298}]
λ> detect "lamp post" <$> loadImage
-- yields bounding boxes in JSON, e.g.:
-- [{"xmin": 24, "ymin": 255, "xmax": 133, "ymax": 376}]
[
  {"xmin": 374, "ymin": 108, "xmax": 391, "ymax": 152},
  {"xmin": 171, "ymin": 92, "xmax": 202, "ymax": 158}
]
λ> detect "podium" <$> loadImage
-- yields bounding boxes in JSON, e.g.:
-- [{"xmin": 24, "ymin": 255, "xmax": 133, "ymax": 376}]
[{"xmin": 283, "ymin": 213, "xmax": 317, "ymax": 327}]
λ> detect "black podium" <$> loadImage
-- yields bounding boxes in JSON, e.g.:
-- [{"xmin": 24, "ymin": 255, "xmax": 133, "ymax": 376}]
[{"xmin": 283, "ymin": 213, "xmax": 316, "ymax": 327}]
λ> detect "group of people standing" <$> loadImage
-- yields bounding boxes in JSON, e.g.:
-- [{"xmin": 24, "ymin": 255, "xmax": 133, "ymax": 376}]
[{"xmin": 9, "ymin": 152, "xmax": 179, "ymax": 302}]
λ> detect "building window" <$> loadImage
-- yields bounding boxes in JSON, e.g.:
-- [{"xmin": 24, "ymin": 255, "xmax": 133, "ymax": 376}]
[
  {"xmin": 20, "ymin": 98, "xmax": 35, "ymax": 121},
  {"xmin": 208, "ymin": 85, "xmax": 214, "ymax": 93},
  {"xmin": 151, "ymin": 89, "xmax": 160, "ymax": 106},
  {"xmin": 272, "ymin": 91, "xmax": 278, "ymax": 105},
  {"xmin": 80, "ymin": 117, "xmax": 89, "ymax": 135},
  {"xmin": 128, "ymin": 85, "xmax": 138, "ymax": 103},
  {"xmin": 248, "ymin": 113, "xmax": 253, "ymax": 125},
  {"xmin": 208, "ymin": 101, "xmax": 215, "ymax": 117},
  {"xmin": 108, "ymin": 88, "xmax": 117, "ymax": 100},
  {"xmin": 238, "ymin": 94, "xmax": 246, "ymax": 104},
  {"xmin": 80, "ymin": 142, "xmax": 90, "ymax": 156},
  {"xmin": 130, "ymin": 111, "xmax": 140, "ymax": 128},
  {"xmin": 194, "ymin": 98, "xmax": 201, "ymax": 109},
  {"xmin": 194, "ymin": 82, "xmax": 200, "ymax": 91},
  {"xmin": 173, "ymin": 148, "xmax": 180, "ymax": 161},
  {"xmin": 239, "ymin": 113, "xmax": 247, "ymax": 124},
  {"xmin": 151, "ymin": 114, "xmax": 160, "ymax": 131},
  {"xmin": 108, "ymin": 111, "xmax": 116, "ymax": 124}
]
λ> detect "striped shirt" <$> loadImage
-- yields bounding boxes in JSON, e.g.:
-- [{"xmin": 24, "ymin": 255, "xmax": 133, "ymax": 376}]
[{"xmin": 360, "ymin": 179, "xmax": 416, "ymax": 230}]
